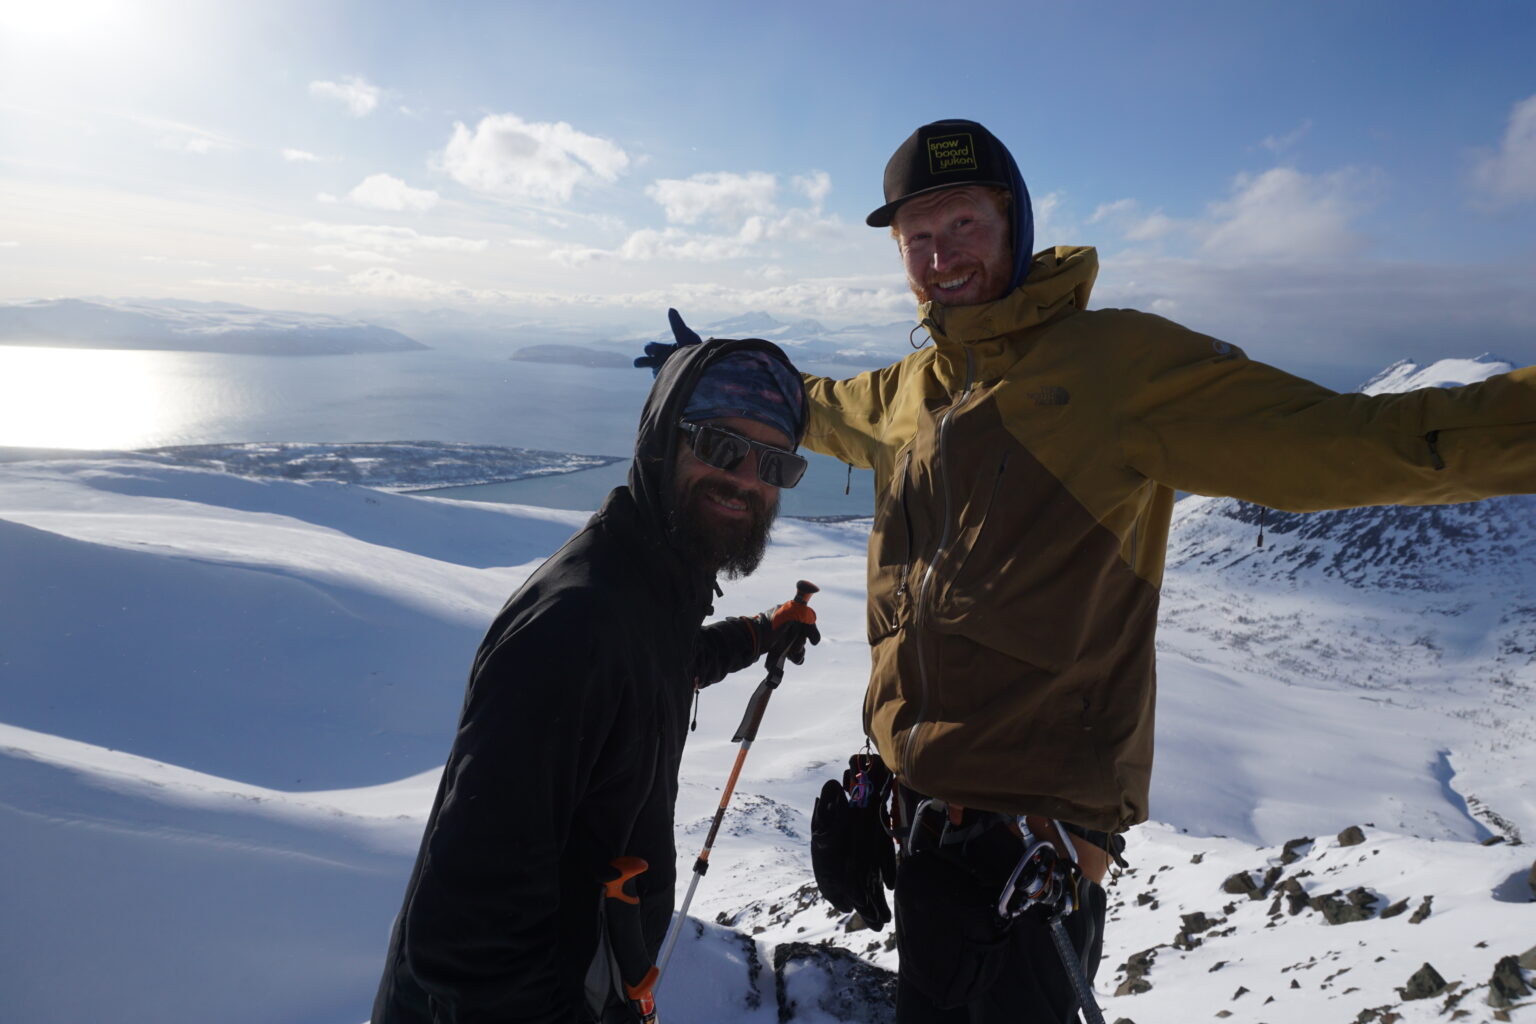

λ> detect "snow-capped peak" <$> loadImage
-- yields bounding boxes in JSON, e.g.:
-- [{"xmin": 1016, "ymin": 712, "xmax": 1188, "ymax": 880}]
[{"xmin": 1358, "ymin": 353, "xmax": 1514, "ymax": 395}]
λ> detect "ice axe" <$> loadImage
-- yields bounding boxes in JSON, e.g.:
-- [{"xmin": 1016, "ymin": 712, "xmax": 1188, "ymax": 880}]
[{"xmin": 654, "ymin": 579, "xmax": 819, "ymax": 988}]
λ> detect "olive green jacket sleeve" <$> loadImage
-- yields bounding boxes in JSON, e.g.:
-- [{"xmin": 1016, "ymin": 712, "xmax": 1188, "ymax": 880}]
[
  {"xmin": 801, "ymin": 311, "xmax": 1534, "ymax": 514},
  {"xmin": 1101, "ymin": 311, "xmax": 1536, "ymax": 511},
  {"xmin": 800, "ymin": 360, "xmax": 913, "ymax": 473}
]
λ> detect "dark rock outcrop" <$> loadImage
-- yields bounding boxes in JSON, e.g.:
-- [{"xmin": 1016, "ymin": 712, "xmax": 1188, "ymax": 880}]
[
  {"xmin": 772, "ymin": 942, "xmax": 895, "ymax": 1023},
  {"xmin": 1399, "ymin": 962, "xmax": 1448, "ymax": 1000}
]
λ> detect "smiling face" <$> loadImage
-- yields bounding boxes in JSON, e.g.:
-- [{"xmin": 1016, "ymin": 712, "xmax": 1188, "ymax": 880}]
[
  {"xmin": 671, "ymin": 415, "xmax": 786, "ymax": 578},
  {"xmin": 893, "ymin": 185, "xmax": 1013, "ymax": 307}
]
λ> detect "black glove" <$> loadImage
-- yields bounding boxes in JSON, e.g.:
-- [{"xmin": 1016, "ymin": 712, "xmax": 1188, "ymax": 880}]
[
  {"xmin": 741, "ymin": 597, "xmax": 821, "ymax": 667},
  {"xmin": 811, "ymin": 754, "xmax": 896, "ymax": 930},
  {"xmin": 634, "ymin": 307, "xmax": 702, "ymax": 377}
]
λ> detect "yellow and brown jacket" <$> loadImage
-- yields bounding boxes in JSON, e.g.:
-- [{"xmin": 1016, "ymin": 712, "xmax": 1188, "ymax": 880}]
[{"xmin": 802, "ymin": 245, "xmax": 1536, "ymax": 833}]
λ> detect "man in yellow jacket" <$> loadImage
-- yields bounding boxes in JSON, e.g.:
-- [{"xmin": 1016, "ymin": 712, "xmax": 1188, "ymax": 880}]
[
  {"xmin": 646, "ymin": 117, "xmax": 1532, "ymax": 1021},
  {"xmin": 791, "ymin": 118, "xmax": 1535, "ymax": 1023}
]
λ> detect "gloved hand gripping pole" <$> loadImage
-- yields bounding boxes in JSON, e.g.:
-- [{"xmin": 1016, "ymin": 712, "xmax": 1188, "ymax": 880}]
[{"xmin": 654, "ymin": 580, "xmax": 819, "ymax": 988}]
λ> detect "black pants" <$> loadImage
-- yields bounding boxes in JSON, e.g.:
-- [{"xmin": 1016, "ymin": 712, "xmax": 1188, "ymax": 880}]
[{"xmin": 893, "ymin": 839, "xmax": 1107, "ymax": 1023}]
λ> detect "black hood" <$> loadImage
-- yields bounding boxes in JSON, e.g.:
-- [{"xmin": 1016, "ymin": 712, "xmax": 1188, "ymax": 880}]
[{"xmin": 625, "ymin": 337, "xmax": 808, "ymax": 563}]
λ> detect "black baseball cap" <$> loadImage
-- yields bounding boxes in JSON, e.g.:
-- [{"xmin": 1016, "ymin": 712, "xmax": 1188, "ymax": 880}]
[{"xmin": 865, "ymin": 119, "xmax": 1016, "ymax": 227}]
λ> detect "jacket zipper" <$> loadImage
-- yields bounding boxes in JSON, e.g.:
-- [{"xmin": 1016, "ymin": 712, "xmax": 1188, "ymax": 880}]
[
  {"xmin": 895, "ymin": 451, "xmax": 914, "ymax": 600},
  {"xmin": 903, "ymin": 346, "xmax": 977, "ymax": 784}
]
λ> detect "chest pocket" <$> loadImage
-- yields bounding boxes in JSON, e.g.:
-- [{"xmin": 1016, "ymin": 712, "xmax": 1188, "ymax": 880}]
[{"xmin": 867, "ymin": 449, "xmax": 915, "ymax": 643}]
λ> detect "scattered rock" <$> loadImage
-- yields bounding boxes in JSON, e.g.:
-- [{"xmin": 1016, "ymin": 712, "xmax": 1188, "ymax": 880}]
[
  {"xmin": 1488, "ymin": 954, "xmax": 1532, "ymax": 1008},
  {"xmin": 1115, "ymin": 947, "xmax": 1160, "ymax": 996},
  {"xmin": 1528, "ymin": 859, "xmax": 1536, "ymax": 901},
  {"xmin": 771, "ymin": 942, "xmax": 895, "ymax": 1023},
  {"xmin": 1409, "ymin": 896, "xmax": 1433, "ymax": 924},
  {"xmin": 1338, "ymin": 825, "xmax": 1367, "ymax": 847},
  {"xmin": 1399, "ymin": 962, "xmax": 1448, "ymax": 1001},
  {"xmin": 1481, "ymin": 835, "xmax": 1507, "ymax": 846},
  {"xmin": 1379, "ymin": 898, "xmax": 1409, "ymax": 919},
  {"xmin": 1209, "ymin": 961, "xmax": 1227, "ymax": 973},
  {"xmin": 1259, "ymin": 865, "xmax": 1283, "ymax": 896},
  {"xmin": 1277, "ymin": 877, "xmax": 1310, "ymax": 916},
  {"xmin": 1221, "ymin": 871, "xmax": 1258, "ymax": 897},
  {"xmin": 1136, "ymin": 892, "xmax": 1156, "ymax": 906},
  {"xmin": 1232, "ymin": 986, "xmax": 1249, "ymax": 1000},
  {"xmin": 1520, "ymin": 944, "xmax": 1536, "ymax": 970},
  {"xmin": 1190, "ymin": 852, "xmax": 1204, "ymax": 864},
  {"xmin": 1311, "ymin": 887, "xmax": 1379, "ymax": 925},
  {"xmin": 1181, "ymin": 911, "xmax": 1220, "ymax": 936},
  {"xmin": 1280, "ymin": 836, "xmax": 1314, "ymax": 864},
  {"xmin": 1290, "ymin": 979, "xmax": 1300, "ymax": 989}
]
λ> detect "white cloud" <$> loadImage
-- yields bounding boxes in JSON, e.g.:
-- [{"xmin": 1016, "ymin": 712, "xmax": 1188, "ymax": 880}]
[
  {"xmin": 1197, "ymin": 167, "xmax": 1369, "ymax": 260},
  {"xmin": 283, "ymin": 149, "xmax": 321, "ymax": 163},
  {"xmin": 312, "ymin": 245, "xmax": 397, "ymax": 264},
  {"xmin": 612, "ymin": 277, "xmax": 912, "ymax": 318},
  {"xmin": 293, "ymin": 222, "xmax": 488, "ymax": 258},
  {"xmin": 647, "ymin": 171, "xmax": 777, "ymax": 226},
  {"xmin": 1031, "ymin": 191, "xmax": 1076, "ymax": 246},
  {"xmin": 343, "ymin": 266, "xmax": 509, "ymax": 303},
  {"xmin": 316, "ymin": 193, "xmax": 339, "ymax": 204},
  {"xmin": 141, "ymin": 255, "xmax": 214, "ymax": 267},
  {"xmin": 346, "ymin": 173, "xmax": 439, "ymax": 212},
  {"xmin": 1471, "ymin": 93, "xmax": 1536, "ymax": 205},
  {"xmin": 793, "ymin": 171, "xmax": 832, "ymax": 208},
  {"xmin": 1089, "ymin": 198, "xmax": 1180, "ymax": 243},
  {"xmin": 439, "ymin": 113, "xmax": 629, "ymax": 203},
  {"xmin": 1261, "ymin": 120, "xmax": 1313, "ymax": 156},
  {"xmin": 551, "ymin": 203, "xmax": 850, "ymax": 268},
  {"xmin": 134, "ymin": 115, "xmax": 238, "ymax": 156},
  {"xmin": 0, "ymin": 241, "xmax": 19, "ymax": 248},
  {"xmin": 554, "ymin": 169, "xmax": 848, "ymax": 268},
  {"xmin": 309, "ymin": 76, "xmax": 381, "ymax": 117}
]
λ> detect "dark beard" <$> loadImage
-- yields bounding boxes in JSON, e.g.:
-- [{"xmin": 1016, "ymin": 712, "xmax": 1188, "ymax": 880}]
[{"xmin": 672, "ymin": 478, "xmax": 779, "ymax": 579}]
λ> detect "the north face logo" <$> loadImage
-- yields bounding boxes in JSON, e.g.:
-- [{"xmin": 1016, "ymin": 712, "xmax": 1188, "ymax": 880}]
[{"xmin": 1029, "ymin": 386, "xmax": 1070, "ymax": 406}]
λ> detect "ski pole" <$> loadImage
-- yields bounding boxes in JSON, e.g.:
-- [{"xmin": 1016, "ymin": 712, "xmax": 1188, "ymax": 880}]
[{"xmin": 654, "ymin": 579, "xmax": 819, "ymax": 987}]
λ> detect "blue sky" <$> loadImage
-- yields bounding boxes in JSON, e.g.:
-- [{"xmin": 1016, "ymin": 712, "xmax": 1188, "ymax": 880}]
[{"xmin": 2, "ymin": 0, "xmax": 1533, "ymax": 386}]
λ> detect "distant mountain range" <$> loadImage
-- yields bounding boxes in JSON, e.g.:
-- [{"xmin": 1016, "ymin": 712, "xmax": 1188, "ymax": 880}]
[{"xmin": 0, "ymin": 298, "xmax": 427, "ymax": 355}]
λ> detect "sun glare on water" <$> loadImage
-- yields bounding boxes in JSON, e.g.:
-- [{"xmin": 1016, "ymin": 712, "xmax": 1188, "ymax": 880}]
[{"xmin": 0, "ymin": 346, "xmax": 171, "ymax": 450}]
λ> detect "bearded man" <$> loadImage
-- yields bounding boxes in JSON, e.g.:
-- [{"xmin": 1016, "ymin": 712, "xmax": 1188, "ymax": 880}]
[{"xmin": 374, "ymin": 337, "xmax": 820, "ymax": 1024}]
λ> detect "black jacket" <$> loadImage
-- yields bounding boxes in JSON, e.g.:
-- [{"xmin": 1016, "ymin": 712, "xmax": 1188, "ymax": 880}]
[{"xmin": 373, "ymin": 338, "xmax": 807, "ymax": 1024}]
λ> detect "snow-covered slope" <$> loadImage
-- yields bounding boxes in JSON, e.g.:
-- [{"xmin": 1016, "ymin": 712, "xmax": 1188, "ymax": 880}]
[
  {"xmin": 0, "ymin": 298, "xmax": 427, "ymax": 354},
  {"xmin": 2, "ymin": 353, "xmax": 1533, "ymax": 1022}
]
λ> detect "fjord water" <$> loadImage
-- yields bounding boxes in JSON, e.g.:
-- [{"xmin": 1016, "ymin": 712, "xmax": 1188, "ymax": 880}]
[{"xmin": 0, "ymin": 343, "xmax": 873, "ymax": 516}]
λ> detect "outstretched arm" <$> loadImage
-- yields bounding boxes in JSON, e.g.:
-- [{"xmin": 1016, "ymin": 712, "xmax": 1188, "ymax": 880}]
[{"xmin": 1110, "ymin": 312, "xmax": 1536, "ymax": 509}]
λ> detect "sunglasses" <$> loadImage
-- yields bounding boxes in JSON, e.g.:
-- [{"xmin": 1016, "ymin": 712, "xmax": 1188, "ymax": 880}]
[{"xmin": 678, "ymin": 421, "xmax": 807, "ymax": 488}]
